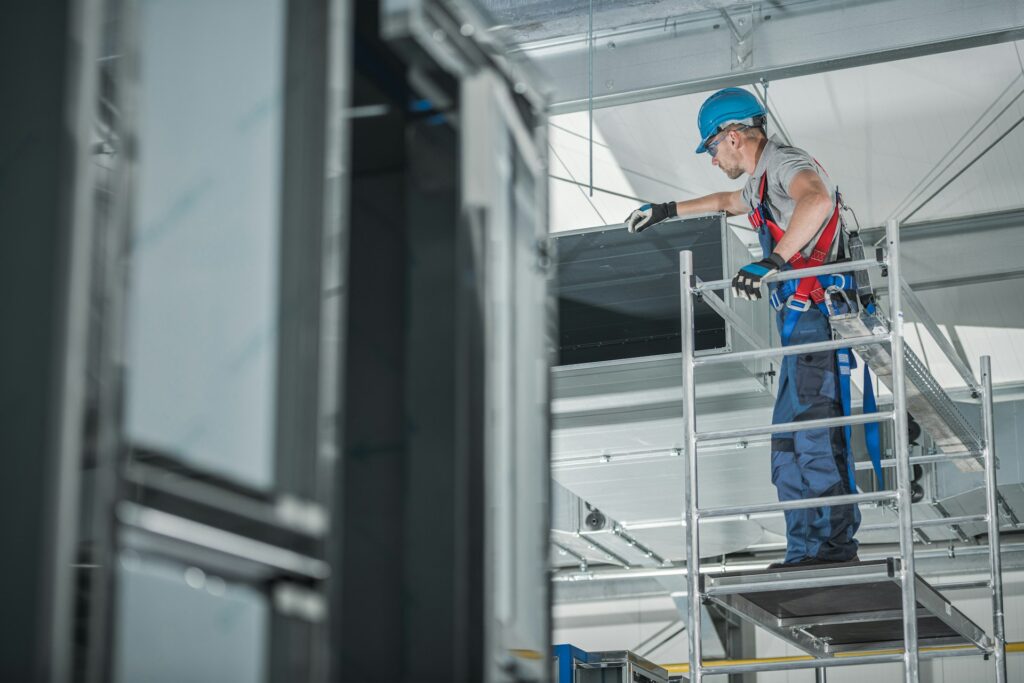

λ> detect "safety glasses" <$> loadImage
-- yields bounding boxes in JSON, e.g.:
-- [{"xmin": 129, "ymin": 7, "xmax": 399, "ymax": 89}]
[{"xmin": 705, "ymin": 124, "xmax": 751, "ymax": 158}]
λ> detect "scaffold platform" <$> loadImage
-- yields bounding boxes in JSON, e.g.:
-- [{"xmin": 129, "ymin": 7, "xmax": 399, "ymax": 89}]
[{"xmin": 701, "ymin": 559, "xmax": 989, "ymax": 658}]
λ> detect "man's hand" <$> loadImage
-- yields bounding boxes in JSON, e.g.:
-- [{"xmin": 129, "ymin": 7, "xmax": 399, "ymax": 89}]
[
  {"xmin": 732, "ymin": 253, "xmax": 786, "ymax": 301},
  {"xmin": 625, "ymin": 202, "xmax": 676, "ymax": 233}
]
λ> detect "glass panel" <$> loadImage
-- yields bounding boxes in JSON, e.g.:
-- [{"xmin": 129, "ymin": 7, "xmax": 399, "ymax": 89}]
[
  {"xmin": 114, "ymin": 553, "xmax": 268, "ymax": 683},
  {"xmin": 125, "ymin": 0, "xmax": 286, "ymax": 488}
]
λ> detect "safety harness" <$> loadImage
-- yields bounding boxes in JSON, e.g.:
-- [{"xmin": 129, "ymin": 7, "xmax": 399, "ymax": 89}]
[
  {"xmin": 748, "ymin": 169, "xmax": 885, "ymax": 488},
  {"xmin": 747, "ymin": 172, "xmax": 843, "ymax": 343}
]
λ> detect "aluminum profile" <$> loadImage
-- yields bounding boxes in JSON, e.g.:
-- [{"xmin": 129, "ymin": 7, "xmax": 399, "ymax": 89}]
[{"xmin": 829, "ymin": 310, "xmax": 983, "ymax": 472}]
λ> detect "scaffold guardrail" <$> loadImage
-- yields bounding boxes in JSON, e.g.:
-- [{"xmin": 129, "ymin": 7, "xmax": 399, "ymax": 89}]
[{"xmin": 677, "ymin": 218, "xmax": 1007, "ymax": 682}]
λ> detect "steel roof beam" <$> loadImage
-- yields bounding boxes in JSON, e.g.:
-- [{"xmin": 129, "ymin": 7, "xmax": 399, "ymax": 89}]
[{"xmin": 510, "ymin": 0, "xmax": 1024, "ymax": 113}]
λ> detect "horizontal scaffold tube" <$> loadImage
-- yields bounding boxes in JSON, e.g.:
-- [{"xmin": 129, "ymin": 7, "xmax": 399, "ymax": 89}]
[
  {"xmin": 854, "ymin": 450, "xmax": 982, "ymax": 470},
  {"xmin": 697, "ymin": 411, "xmax": 894, "ymax": 442},
  {"xmin": 662, "ymin": 642, "xmax": 1020, "ymax": 676},
  {"xmin": 859, "ymin": 513, "xmax": 987, "ymax": 533},
  {"xmin": 694, "ymin": 333, "xmax": 890, "ymax": 367},
  {"xmin": 699, "ymin": 490, "xmax": 897, "ymax": 518},
  {"xmin": 551, "ymin": 541, "xmax": 1023, "ymax": 584},
  {"xmin": 694, "ymin": 257, "xmax": 883, "ymax": 292},
  {"xmin": 704, "ymin": 571, "xmax": 891, "ymax": 596}
]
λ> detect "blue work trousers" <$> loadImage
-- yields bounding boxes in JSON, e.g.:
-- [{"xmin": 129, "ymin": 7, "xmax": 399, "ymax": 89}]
[{"xmin": 771, "ymin": 305, "xmax": 860, "ymax": 563}]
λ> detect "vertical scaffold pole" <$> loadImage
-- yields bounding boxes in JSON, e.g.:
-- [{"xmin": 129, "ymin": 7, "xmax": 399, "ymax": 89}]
[
  {"xmin": 888, "ymin": 217, "xmax": 919, "ymax": 682},
  {"xmin": 680, "ymin": 250, "xmax": 702, "ymax": 682},
  {"xmin": 981, "ymin": 355, "xmax": 1007, "ymax": 682}
]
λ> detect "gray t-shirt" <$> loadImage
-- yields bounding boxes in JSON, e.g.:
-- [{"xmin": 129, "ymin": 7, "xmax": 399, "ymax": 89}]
[{"xmin": 740, "ymin": 136, "xmax": 840, "ymax": 260}]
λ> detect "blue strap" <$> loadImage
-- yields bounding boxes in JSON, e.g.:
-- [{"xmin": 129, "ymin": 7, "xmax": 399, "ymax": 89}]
[
  {"xmin": 777, "ymin": 273, "xmax": 854, "ymax": 344},
  {"xmin": 780, "ymin": 307, "xmax": 801, "ymax": 344},
  {"xmin": 778, "ymin": 296, "xmax": 829, "ymax": 344},
  {"xmin": 863, "ymin": 362, "xmax": 884, "ymax": 486},
  {"xmin": 775, "ymin": 276, "xmax": 800, "ymax": 303},
  {"xmin": 836, "ymin": 349, "xmax": 857, "ymax": 492}
]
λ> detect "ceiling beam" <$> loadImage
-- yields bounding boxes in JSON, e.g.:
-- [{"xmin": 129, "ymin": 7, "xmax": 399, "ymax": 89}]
[
  {"xmin": 511, "ymin": 0, "xmax": 1024, "ymax": 113},
  {"xmin": 861, "ymin": 206, "xmax": 1024, "ymax": 243}
]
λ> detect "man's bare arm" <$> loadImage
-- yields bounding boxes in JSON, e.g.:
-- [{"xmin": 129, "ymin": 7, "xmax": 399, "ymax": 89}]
[
  {"xmin": 625, "ymin": 190, "xmax": 747, "ymax": 232},
  {"xmin": 771, "ymin": 170, "xmax": 833, "ymax": 261},
  {"xmin": 673, "ymin": 190, "xmax": 747, "ymax": 218}
]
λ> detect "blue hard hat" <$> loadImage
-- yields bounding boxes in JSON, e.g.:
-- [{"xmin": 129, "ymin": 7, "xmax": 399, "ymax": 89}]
[{"xmin": 695, "ymin": 87, "xmax": 766, "ymax": 154}]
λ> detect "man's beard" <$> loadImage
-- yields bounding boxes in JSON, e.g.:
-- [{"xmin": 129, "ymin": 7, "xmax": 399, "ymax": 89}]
[{"xmin": 719, "ymin": 162, "xmax": 744, "ymax": 180}]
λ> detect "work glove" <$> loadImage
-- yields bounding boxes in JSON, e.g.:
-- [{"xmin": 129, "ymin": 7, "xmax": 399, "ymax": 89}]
[
  {"xmin": 625, "ymin": 201, "xmax": 677, "ymax": 233},
  {"xmin": 732, "ymin": 253, "xmax": 786, "ymax": 301}
]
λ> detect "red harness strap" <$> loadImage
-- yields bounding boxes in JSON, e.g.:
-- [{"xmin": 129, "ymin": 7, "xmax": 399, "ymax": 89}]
[{"xmin": 749, "ymin": 173, "xmax": 842, "ymax": 309}]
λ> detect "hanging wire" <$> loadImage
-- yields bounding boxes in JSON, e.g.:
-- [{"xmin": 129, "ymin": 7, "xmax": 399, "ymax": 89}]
[
  {"xmin": 549, "ymin": 120, "xmax": 703, "ymax": 196},
  {"xmin": 549, "ymin": 142, "xmax": 607, "ymax": 224},
  {"xmin": 756, "ymin": 78, "xmax": 793, "ymax": 146},
  {"xmin": 905, "ymin": 113, "xmax": 1024, "ymax": 222},
  {"xmin": 891, "ymin": 75, "xmax": 1024, "ymax": 220},
  {"xmin": 588, "ymin": 0, "xmax": 594, "ymax": 196},
  {"xmin": 892, "ymin": 41, "xmax": 1024, "ymax": 221},
  {"xmin": 548, "ymin": 174, "xmax": 646, "ymax": 203}
]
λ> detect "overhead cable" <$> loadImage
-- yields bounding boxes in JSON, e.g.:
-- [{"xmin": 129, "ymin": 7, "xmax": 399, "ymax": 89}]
[
  {"xmin": 893, "ymin": 41, "xmax": 1024, "ymax": 221},
  {"xmin": 892, "ymin": 73, "xmax": 1023, "ymax": 220},
  {"xmin": 903, "ymin": 112, "xmax": 1024, "ymax": 223},
  {"xmin": 756, "ymin": 78, "xmax": 793, "ymax": 146},
  {"xmin": 549, "ymin": 142, "xmax": 607, "ymax": 224}
]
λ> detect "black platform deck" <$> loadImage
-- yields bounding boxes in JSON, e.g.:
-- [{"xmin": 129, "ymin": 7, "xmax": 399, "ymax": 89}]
[{"xmin": 700, "ymin": 559, "xmax": 990, "ymax": 657}]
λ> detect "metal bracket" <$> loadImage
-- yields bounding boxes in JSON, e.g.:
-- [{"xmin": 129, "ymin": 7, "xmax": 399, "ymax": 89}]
[
  {"xmin": 934, "ymin": 500, "xmax": 972, "ymax": 544},
  {"xmin": 611, "ymin": 525, "xmax": 670, "ymax": 566},
  {"xmin": 997, "ymin": 492, "xmax": 1021, "ymax": 527},
  {"xmin": 720, "ymin": 3, "xmax": 756, "ymax": 70}
]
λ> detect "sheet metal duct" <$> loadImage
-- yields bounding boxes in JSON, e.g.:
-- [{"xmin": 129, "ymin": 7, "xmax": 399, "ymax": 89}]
[{"xmin": 551, "ymin": 215, "xmax": 777, "ymax": 560}]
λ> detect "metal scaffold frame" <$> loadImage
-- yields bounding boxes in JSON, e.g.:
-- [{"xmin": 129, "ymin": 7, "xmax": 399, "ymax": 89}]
[{"xmin": 677, "ymin": 219, "xmax": 1007, "ymax": 682}]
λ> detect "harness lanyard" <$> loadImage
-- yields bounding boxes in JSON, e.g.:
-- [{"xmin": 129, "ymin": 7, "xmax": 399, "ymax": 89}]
[
  {"xmin": 836, "ymin": 349, "xmax": 858, "ymax": 491},
  {"xmin": 862, "ymin": 361, "xmax": 884, "ymax": 486},
  {"xmin": 837, "ymin": 350, "xmax": 884, "ymax": 489}
]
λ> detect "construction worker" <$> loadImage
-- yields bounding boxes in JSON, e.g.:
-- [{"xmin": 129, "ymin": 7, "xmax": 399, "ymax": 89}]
[{"xmin": 624, "ymin": 87, "xmax": 860, "ymax": 568}]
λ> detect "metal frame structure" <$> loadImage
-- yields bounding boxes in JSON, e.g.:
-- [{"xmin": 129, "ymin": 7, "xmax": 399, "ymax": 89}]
[
  {"xmin": 677, "ymin": 219, "xmax": 1007, "ymax": 681},
  {"xmin": 68, "ymin": 1, "xmax": 351, "ymax": 680}
]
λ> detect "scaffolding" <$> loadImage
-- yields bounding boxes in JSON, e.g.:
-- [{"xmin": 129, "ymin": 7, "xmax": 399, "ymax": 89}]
[{"xmin": 678, "ymin": 219, "xmax": 1007, "ymax": 682}]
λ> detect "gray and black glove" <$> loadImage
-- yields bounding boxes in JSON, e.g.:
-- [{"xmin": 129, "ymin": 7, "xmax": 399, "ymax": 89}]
[
  {"xmin": 625, "ymin": 202, "xmax": 677, "ymax": 233},
  {"xmin": 732, "ymin": 253, "xmax": 786, "ymax": 301}
]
